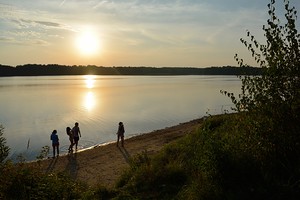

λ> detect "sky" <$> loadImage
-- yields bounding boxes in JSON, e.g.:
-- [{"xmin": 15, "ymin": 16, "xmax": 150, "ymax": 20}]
[{"xmin": 0, "ymin": 0, "xmax": 299, "ymax": 67}]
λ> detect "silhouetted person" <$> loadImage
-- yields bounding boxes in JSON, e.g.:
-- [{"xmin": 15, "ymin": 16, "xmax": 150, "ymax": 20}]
[
  {"xmin": 72, "ymin": 122, "xmax": 81, "ymax": 150},
  {"xmin": 116, "ymin": 122, "xmax": 125, "ymax": 147},
  {"xmin": 66, "ymin": 127, "xmax": 74, "ymax": 152},
  {"xmin": 50, "ymin": 130, "xmax": 59, "ymax": 158}
]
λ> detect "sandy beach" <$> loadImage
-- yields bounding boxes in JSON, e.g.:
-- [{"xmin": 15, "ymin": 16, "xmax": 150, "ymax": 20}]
[{"xmin": 29, "ymin": 118, "xmax": 204, "ymax": 188}]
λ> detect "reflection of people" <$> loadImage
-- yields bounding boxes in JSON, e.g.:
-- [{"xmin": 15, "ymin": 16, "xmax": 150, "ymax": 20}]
[
  {"xmin": 50, "ymin": 130, "xmax": 59, "ymax": 158},
  {"xmin": 66, "ymin": 127, "xmax": 74, "ymax": 152},
  {"xmin": 116, "ymin": 122, "xmax": 125, "ymax": 147},
  {"xmin": 72, "ymin": 122, "xmax": 81, "ymax": 150}
]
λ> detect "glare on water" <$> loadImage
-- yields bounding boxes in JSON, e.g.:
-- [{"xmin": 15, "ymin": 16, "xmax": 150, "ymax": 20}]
[{"xmin": 0, "ymin": 75, "xmax": 241, "ymax": 161}]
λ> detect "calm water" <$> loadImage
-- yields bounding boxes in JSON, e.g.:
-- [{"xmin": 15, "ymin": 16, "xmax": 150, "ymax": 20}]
[{"xmin": 0, "ymin": 75, "xmax": 241, "ymax": 161}]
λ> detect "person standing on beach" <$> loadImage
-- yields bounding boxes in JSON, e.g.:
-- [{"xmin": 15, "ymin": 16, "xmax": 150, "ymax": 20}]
[
  {"xmin": 66, "ymin": 127, "xmax": 74, "ymax": 152},
  {"xmin": 116, "ymin": 122, "xmax": 125, "ymax": 147},
  {"xmin": 50, "ymin": 130, "xmax": 59, "ymax": 158},
  {"xmin": 72, "ymin": 122, "xmax": 81, "ymax": 150}
]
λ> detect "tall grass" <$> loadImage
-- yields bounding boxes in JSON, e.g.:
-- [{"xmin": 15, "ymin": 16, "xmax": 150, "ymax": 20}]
[
  {"xmin": 115, "ymin": 113, "xmax": 300, "ymax": 199},
  {"xmin": 0, "ymin": 161, "xmax": 88, "ymax": 199}
]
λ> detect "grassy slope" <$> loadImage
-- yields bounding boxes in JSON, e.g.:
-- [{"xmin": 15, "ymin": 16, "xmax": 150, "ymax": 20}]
[{"xmin": 114, "ymin": 113, "xmax": 300, "ymax": 200}]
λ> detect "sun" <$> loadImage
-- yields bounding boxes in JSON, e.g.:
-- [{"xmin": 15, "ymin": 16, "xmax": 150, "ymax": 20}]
[{"xmin": 75, "ymin": 30, "xmax": 100, "ymax": 55}]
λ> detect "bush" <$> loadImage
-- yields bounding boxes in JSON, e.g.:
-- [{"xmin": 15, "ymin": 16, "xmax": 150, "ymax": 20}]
[
  {"xmin": 0, "ymin": 162, "xmax": 88, "ymax": 199},
  {"xmin": 0, "ymin": 125, "xmax": 9, "ymax": 163},
  {"xmin": 116, "ymin": 113, "xmax": 300, "ymax": 199},
  {"xmin": 222, "ymin": 0, "xmax": 300, "ymax": 192}
]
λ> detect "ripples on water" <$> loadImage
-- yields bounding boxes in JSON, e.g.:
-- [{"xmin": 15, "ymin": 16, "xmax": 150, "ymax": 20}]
[{"xmin": 0, "ymin": 75, "xmax": 241, "ymax": 161}]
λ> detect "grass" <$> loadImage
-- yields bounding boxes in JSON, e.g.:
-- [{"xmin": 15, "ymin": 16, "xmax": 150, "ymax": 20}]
[
  {"xmin": 1, "ymin": 113, "xmax": 299, "ymax": 199},
  {"xmin": 114, "ymin": 113, "xmax": 300, "ymax": 199}
]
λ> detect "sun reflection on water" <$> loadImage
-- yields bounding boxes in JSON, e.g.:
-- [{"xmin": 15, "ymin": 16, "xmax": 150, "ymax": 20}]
[
  {"xmin": 84, "ymin": 75, "xmax": 96, "ymax": 89},
  {"xmin": 83, "ymin": 75, "xmax": 97, "ymax": 111},
  {"xmin": 84, "ymin": 91, "xmax": 96, "ymax": 111}
]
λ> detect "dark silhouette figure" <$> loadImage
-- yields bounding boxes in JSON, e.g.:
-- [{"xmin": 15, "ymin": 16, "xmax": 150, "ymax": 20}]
[
  {"xmin": 66, "ymin": 127, "xmax": 74, "ymax": 152},
  {"xmin": 116, "ymin": 122, "xmax": 125, "ymax": 147},
  {"xmin": 72, "ymin": 122, "xmax": 81, "ymax": 150},
  {"xmin": 50, "ymin": 130, "xmax": 59, "ymax": 158}
]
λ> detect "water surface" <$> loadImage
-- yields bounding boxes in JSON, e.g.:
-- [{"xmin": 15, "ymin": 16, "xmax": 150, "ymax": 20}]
[{"xmin": 0, "ymin": 75, "xmax": 241, "ymax": 161}]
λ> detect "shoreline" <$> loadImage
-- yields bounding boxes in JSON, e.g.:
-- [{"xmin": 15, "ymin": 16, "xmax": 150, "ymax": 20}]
[{"xmin": 28, "ymin": 117, "xmax": 204, "ymax": 188}]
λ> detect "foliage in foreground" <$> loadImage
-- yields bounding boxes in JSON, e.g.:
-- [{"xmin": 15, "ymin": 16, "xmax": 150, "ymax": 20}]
[
  {"xmin": 222, "ymin": 0, "xmax": 300, "ymax": 157},
  {"xmin": 115, "ymin": 113, "xmax": 300, "ymax": 199},
  {"xmin": 0, "ymin": 162, "xmax": 89, "ymax": 199},
  {"xmin": 0, "ymin": 125, "xmax": 9, "ymax": 163}
]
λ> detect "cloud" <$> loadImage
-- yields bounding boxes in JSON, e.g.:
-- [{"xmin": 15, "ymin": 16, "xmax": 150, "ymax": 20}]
[
  {"xmin": 2, "ymin": 0, "xmax": 298, "ymax": 66},
  {"xmin": 59, "ymin": 0, "xmax": 67, "ymax": 7},
  {"xmin": 0, "ymin": 3, "xmax": 74, "ymax": 30},
  {"xmin": 0, "ymin": 34, "xmax": 49, "ymax": 46},
  {"xmin": 32, "ymin": 39, "xmax": 50, "ymax": 46},
  {"xmin": 0, "ymin": 2, "xmax": 77, "ymax": 48},
  {"xmin": 35, "ymin": 21, "xmax": 63, "ymax": 28},
  {"xmin": 93, "ymin": 1, "xmax": 108, "ymax": 9},
  {"xmin": 0, "ymin": 36, "xmax": 14, "ymax": 42}
]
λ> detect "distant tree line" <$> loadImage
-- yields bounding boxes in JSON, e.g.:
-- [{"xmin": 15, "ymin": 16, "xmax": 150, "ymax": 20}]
[{"xmin": 0, "ymin": 64, "xmax": 261, "ymax": 76}]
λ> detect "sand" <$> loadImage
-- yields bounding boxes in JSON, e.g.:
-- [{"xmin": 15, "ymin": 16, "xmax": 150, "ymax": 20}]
[{"xmin": 29, "ymin": 118, "xmax": 204, "ymax": 188}]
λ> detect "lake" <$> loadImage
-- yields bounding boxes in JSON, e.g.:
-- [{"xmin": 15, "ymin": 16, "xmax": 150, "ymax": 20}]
[{"xmin": 0, "ymin": 75, "xmax": 241, "ymax": 161}]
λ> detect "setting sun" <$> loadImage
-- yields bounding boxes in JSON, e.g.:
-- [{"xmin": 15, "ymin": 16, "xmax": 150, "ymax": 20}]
[{"xmin": 76, "ymin": 30, "xmax": 100, "ymax": 55}]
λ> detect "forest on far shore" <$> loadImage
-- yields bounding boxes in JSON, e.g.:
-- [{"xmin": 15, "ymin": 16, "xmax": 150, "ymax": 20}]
[{"xmin": 0, "ymin": 64, "xmax": 261, "ymax": 76}]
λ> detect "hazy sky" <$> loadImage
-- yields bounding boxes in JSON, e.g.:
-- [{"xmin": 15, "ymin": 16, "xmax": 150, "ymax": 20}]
[{"xmin": 0, "ymin": 0, "xmax": 299, "ymax": 67}]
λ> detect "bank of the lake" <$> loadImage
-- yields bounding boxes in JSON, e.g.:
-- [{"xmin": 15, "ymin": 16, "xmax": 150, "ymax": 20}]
[{"xmin": 28, "ymin": 117, "xmax": 204, "ymax": 188}]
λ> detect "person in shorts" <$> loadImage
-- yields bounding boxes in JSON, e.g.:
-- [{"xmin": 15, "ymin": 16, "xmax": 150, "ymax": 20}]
[
  {"xmin": 72, "ymin": 122, "xmax": 81, "ymax": 150},
  {"xmin": 66, "ymin": 127, "xmax": 74, "ymax": 152}
]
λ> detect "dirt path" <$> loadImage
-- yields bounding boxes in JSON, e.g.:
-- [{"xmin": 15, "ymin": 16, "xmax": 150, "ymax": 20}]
[{"xmin": 29, "ymin": 118, "xmax": 203, "ymax": 188}]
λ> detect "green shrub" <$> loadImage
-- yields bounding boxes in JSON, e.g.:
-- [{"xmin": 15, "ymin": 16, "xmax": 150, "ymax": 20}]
[
  {"xmin": 221, "ymin": 0, "xmax": 300, "ymax": 197},
  {"xmin": 223, "ymin": 0, "xmax": 300, "ymax": 150}
]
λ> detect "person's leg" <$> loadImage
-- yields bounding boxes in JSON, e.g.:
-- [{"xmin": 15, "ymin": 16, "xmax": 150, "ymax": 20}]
[
  {"xmin": 57, "ymin": 145, "xmax": 59, "ymax": 156},
  {"xmin": 52, "ymin": 145, "xmax": 55, "ymax": 157},
  {"xmin": 73, "ymin": 137, "xmax": 78, "ymax": 150},
  {"xmin": 117, "ymin": 135, "xmax": 120, "ymax": 146},
  {"xmin": 121, "ymin": 135, "xmax": 124, "ymax": 147},
  {"xmin": 68, "ymin": 139, "xmax": 73, "ymax": 151}
]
